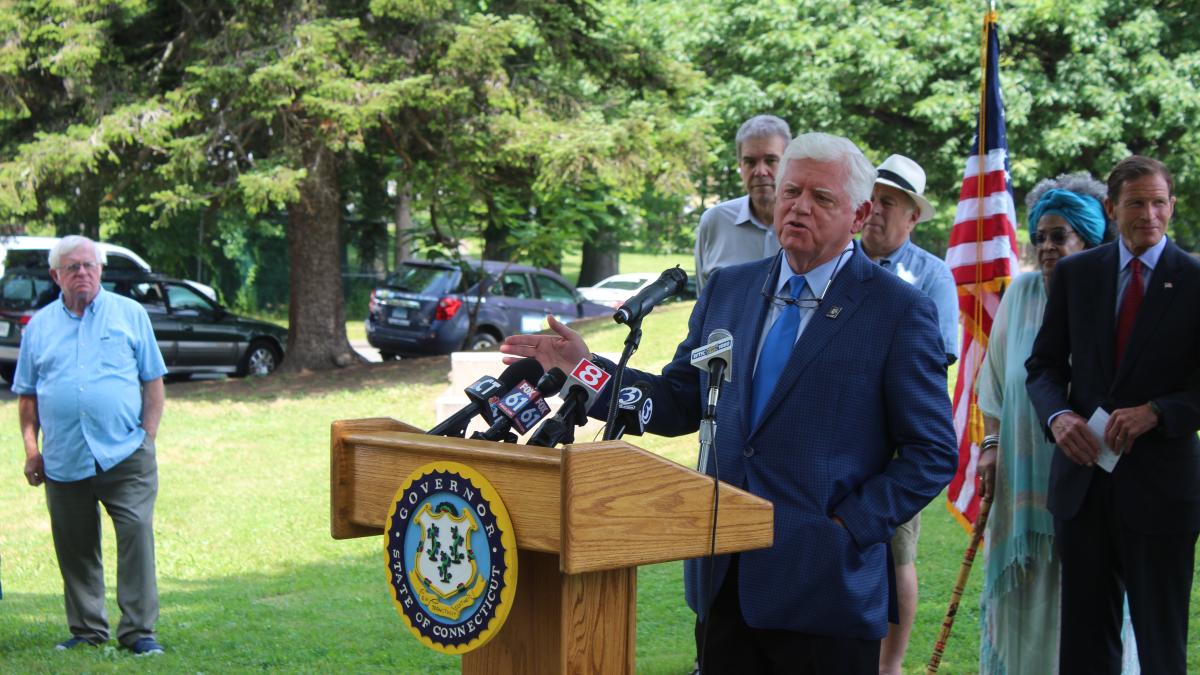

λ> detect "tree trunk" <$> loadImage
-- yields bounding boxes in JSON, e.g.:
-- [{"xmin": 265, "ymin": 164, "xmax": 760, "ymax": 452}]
[
  {"xmin": 394, "ymin": 179, "xmax": 413, "ymax": 267},
  {"xmin": 63, "ymin": 179, "xmax": 102, "ymax": 239},
  {"xmin": 578, "ymin": 225, "xmax": 619, "ymax": 286},
  {"xmin": 280, "ymin": 138, "xmax": 360, "ymax": 372},
  {"xmin": 356, "ymin": 219, "xmax": 388, "ymax": 274},
  {"xmin": 482, "ymin": 194, "xmax": 512, "ymax": 262}
]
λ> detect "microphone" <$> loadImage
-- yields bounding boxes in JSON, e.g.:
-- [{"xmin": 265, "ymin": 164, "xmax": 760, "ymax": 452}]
[
  {"xmin": 610, "ymin": 381, "xmax": 653, "ymax": 439},
  {"xmin": 527, "ymin": 357, "xmax": 613, "ymax": 448},
  {"xmin": 477, "ymin": 367, "xmax": 567, "ymax": 442},
  {"xmin": 691, "ymin": 329, "xmax": 733, "ymax": 472},
  {"xmin": 613, "ymin": 266, "xmax": 688, "ymax": 325},
  {"xmin": 690, "ymin": 328, "xmax": 733, "ymax": 418},
  {"xmin": 427, "ymin": 358, "xmax": 544, "ymax": 437}
]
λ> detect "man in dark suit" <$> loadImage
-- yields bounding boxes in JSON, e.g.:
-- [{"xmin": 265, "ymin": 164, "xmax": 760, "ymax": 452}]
[
  {"xmin": 501, "ymin": 132, "xmax": 957, "ymax": 674},
  {"xmin": 1026, "ymin": 155, "xmax": 1200, "ymax": 675}
]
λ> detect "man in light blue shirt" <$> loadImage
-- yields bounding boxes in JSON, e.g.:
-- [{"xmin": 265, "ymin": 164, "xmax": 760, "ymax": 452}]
[
  {"xmin": 861, "ymin": 154, "xmax": 959, "ymax": 675},
  {"xmin": 861, "ymin": 154, "xmax": 959, "ymax": 366},
  {"xmin": 14, "ymin": 235, "xmax": 167, "ymax": 655}
]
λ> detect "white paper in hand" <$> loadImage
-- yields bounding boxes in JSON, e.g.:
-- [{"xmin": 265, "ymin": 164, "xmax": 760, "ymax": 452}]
[{"xmin": 1087, "ymin": 408, "xmax": 1121, "ymax": 473}]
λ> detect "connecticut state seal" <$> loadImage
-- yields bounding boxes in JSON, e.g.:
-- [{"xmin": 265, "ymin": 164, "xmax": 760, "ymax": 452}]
[{"xmin": 385, "ymin": 461, "xmax": 518, "ymax": 654}]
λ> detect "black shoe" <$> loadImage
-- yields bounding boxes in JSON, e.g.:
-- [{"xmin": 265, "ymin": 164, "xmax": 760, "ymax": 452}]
[
  {"xmin": 55, "ymin": 636, "xmax": 99, "ymax": 650},
  {"xmin": 128, "ymin": 637, "xmax": 165, "ymax": 656}
]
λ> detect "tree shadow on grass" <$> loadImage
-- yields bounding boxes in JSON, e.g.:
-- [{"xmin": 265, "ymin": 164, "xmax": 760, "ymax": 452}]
[
  {"xmin": 164, "ymin": 314, "xmax": 619, "ymax": 406},
  {"xmin": 166, "ymin": 354, "xmax": 453, "ymax": 405},
  {"xmin": 1, "ymin": 550, "xmax": 694, "ymax": 674}
]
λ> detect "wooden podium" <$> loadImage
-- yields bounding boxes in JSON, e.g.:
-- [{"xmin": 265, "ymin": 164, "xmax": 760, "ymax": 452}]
[{"xmin": 331, "ymin": 417, "xmax": 774, "ymax": 674}]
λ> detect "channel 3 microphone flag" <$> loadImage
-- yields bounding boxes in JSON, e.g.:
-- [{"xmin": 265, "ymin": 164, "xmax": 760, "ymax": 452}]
[{"xmin": 944, "ymin": 8, "xmax": 1021, "ymax": 531}]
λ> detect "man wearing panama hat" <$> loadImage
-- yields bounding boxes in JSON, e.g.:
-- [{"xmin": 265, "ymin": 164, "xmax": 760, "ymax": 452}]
[
  {"xmin": 862, "ymin": 154, "xmax": 958, "ymax": 365},
  {"xmin": 864, "ymin": 154, "xmax": 959, "ymax": 675}
]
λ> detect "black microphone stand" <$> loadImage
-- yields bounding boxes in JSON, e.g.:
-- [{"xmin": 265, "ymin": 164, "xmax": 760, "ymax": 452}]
[
  {"xmin": 527, "ymin": 389, "xmax": 590, "ymax": 448},
  {"xmin": 602, "ymin": 317, "xmax": 642, "ymax": 441}
]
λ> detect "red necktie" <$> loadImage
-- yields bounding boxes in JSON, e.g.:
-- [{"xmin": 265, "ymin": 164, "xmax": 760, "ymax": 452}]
[{"xmin": 1115, "ymin": 258, "xmax": 1143, "ymax": 366}]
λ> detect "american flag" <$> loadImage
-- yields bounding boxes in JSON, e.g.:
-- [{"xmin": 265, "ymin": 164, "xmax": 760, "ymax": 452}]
[{"xmin": 944, "ymin": 10, "xmax": 1021, "ymax": 529}]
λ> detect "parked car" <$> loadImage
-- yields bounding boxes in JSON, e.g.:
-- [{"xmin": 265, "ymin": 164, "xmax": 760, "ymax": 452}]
[
  {"xmin": 576, "ymin": 272, "xmax": 659, "ymax": 309},
  {"xmin": 366, "ymin": 259, "xmax": 612, "ymax": 359},
  {"xmin": 577, "ymin": 270, "xmax": 699, "ymax": 308},
  {"xmin": 1, "ymin": 236, "xmax": 152, "ymax": 277},
  {"xmin": 0, "ymin": 269, "xmax": 287, "ymax": 382},
  {"xmin": 0, "ymin": 235, "xmax": 218, "ymax": 300}
]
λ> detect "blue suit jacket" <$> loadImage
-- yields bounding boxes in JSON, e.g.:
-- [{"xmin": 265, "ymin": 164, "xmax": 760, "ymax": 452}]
[{"xmin": 601, "ymin": 244, "xmax": 957, "ymax": 639}]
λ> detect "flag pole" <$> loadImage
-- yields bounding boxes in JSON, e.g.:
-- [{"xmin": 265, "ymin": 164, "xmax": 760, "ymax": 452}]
[
  {"xmin": 927, "ymin": 495, "xmax": 992, "ymax": 674},
  {"xmin": 967, "ymin": 9, "xmax": 993, "ymax": 459},
  {"xmin": 928, "ymin": 11, "xmax": 997, "ymax": 671}
]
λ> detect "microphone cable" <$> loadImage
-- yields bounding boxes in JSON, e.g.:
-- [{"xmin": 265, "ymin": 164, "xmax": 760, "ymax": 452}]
[{"xmin": 697, "ymin": 427, "xmax": 721, "ymax": 675}]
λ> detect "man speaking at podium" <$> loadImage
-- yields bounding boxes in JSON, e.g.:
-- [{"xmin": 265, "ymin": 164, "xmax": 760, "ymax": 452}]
[{"xmin": 501, "ymin": 132, "xmax": 956, "ymax": 673}]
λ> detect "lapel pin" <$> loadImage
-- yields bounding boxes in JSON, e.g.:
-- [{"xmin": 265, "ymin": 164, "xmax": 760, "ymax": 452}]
[
  {"xmin": 1165, "ymin": 282, "xmax": 1174, "ymax": 289},
  {"xmin": 825, "ymin": 306, "xmax": 842, "ymax": 319}
]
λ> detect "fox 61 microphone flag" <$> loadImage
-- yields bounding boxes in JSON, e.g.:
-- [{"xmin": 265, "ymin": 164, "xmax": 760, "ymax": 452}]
[
  {"xmin": 480, "ymin": 368, "xmax": 566, "ymax": 441},
  {"xmin": 427, "ymin": 358, "xmax": 544, "ymax": 437},
  {"xmin": 494, "ymin": 381, "xmax": 552, "ymax": 435}
]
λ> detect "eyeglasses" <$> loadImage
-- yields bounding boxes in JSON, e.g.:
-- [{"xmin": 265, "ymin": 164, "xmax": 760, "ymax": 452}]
[
  {"xmin": 1031, "ymin": 228, "xmax": 1075, "ymax": 246},
  {"xmin": 759, "ymin": 246, "xmax": 853, "ymax": 309},
  {"xmin": 59, "ymin": 261, "xmax": 101, "ymax": 274}
]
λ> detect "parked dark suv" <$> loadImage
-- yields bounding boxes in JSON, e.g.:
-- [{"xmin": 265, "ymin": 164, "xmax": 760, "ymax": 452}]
[
  {"xmin": 365, "ymin": 259, "xmax": 612, "ymax": 359},
  {"xmin": 0, "ymin": 270, "xmax": 287, "ymax": 382}
]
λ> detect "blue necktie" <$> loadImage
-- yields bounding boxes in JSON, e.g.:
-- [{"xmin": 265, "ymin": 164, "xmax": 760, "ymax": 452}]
[{"xmin": 751, "ymin": 275, "xmax": 806, "ymax": 428}]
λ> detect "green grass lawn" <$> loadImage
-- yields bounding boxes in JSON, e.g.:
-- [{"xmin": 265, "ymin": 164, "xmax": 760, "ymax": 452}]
[{"xmin": 1, "ymin": 300, "xmax": 1196, "ymax": 673}]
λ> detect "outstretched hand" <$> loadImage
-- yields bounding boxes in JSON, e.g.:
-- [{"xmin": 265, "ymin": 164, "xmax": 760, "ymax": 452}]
[{"xmin": 499, "ymin": 314, "xmax": 590, "ymax": 375}]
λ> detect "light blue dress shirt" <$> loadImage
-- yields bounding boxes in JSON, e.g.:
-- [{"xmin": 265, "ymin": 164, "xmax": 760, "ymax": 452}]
[
  {"xmin": 1115, "ymin": 235, "xmax": 1166, "ymax": 314},
  {"xmin": 753, "ymin": 241, "xmax": 854, "ymax": 374},
  {"xmin": 875, "ymin": 238, "xmax": 960, "ymax": 363},
  {"xmin": 12, "ymin": 290, "xmax": 167, "ymax": 481}
]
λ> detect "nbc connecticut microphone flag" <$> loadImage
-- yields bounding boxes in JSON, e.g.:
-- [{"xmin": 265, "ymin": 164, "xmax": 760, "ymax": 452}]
[{"xmin": 944, "ymin": 9, "xmax": 1021, "ymax": 529}]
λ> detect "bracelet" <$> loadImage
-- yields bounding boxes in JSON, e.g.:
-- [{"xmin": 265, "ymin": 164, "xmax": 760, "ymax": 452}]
[{"xmin": 980, "ymin": 434, "xmax": 1000, "ymax": 451}]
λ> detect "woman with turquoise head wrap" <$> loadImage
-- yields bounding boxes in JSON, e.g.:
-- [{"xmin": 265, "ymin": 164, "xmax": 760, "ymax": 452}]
[
  {"xmin": 974, "ymin": 173, "xmax": 1137, "ymax": 674},
  {"xmin": 1024, "ymin": 177, "xmax": 1112, "ymax": 294}
]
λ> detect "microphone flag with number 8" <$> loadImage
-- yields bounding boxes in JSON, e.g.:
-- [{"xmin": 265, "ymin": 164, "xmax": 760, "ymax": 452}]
[
  {"xmin": 525, "ymin": 359, "xmax": 612, "ymax": 448},
  {"xmin": 569, "ymin": 358, "xmax": 612, "ymax": 408}
]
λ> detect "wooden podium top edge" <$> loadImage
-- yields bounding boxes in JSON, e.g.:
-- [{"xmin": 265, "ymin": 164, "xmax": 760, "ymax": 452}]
[{"xmin": 338, "ymin": 429, "xmax": 564, "ymax": 468}]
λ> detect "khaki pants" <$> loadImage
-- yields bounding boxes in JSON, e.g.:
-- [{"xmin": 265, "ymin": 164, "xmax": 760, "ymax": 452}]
[
  {"xmin": 45, "ymin": 441, "xmax": 159, "ymax": 646},
  {"xmin": 889, "ymin": 512, "xmax": 921, "ymax": 565}
]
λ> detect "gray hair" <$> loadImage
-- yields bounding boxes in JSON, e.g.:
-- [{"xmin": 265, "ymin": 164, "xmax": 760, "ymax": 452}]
[
  {"xmin": 736, "ymin": 115, "xmax": 791, "ymax": 158},
  {"xmin": 1025, "ymin": 171, "xmax": 1107, "ymax": 209},
  {"xmin": 48, "ymin": 235, "xmax": 105, "ymax": 269},
  {"xmin": 776, "ymin": 132, "xmax": 876, "ymax": 206}
]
